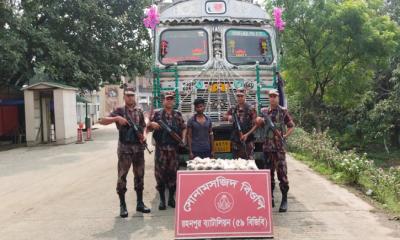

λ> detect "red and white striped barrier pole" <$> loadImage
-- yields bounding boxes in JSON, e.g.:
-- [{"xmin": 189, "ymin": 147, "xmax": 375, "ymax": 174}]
[
  {"xmin": 76, "ymin": 123, "xmax": 84, "ymax": 144},
  {"xmin": 85, "ymin": 126, "xmax": 93, "ymax": 141}
]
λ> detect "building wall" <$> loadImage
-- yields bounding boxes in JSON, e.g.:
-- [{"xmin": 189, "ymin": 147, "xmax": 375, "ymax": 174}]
[
  {"xmin": 54, "ymin": 89, "xmax": 77, "ymax": 144},
  {"xmin": 99, "ymin": 85, "xmax": 124, "ymax": 119},
  {"xmin": 24, "ymin": 90, "xmax": 41, "ymax": 146},
  {"xmin": 76, "ymin": 93, "xmax": 100, "ymax": 126},
  {"xmin": 135, "ymin": 76, "xmax": 153, "ymax": 113},
  {"xmin": 98, "ymin": 76, "xmax": 153, "ymax": 119}
]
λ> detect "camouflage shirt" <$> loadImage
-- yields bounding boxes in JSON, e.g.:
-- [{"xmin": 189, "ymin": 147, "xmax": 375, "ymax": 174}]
[
  {"xmin": 260, "ymin": 106, "xmax": 294, "ymax": 152},
  {"xmin": 226, "ymin": 103, "xmax": 257, "ymax": 143},
  {"xmin": 109, "ymin": 105, "xmax": 146, "ymax": 153},
  {"xmin": 150, "ymin": 109, "xmax": 186, "ymax": 150}
]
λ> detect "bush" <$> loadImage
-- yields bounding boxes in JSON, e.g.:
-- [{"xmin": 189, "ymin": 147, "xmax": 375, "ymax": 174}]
[
  {"xmin": 288, "ymin": 128, "xmax": 340, "ymax": 168},
  {"xmin": 289, "ymin": 128, "xmax": 372, "ymax": 184},
  {"xmin": 288, "ymin": 128, "xmax": 400, "ymax": 212},
  {"xmin": 336, "ymin": 151, "xmax": 372, "ymax": 184}
]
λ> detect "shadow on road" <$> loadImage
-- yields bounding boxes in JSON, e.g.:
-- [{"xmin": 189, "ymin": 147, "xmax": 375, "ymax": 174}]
[{"xmin": 92, "ymin": 194, "xmax": 174, "ymax": 240}]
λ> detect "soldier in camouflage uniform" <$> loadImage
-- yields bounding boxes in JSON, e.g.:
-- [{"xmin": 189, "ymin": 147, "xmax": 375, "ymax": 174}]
[
  {"xmin": 258, "ymin": 89, "xmax": 295, "ymax": 212},
  {"xmin": 99, "ymin": 87, "xmax": 151, "ymax": 218},
  {"xmin": 147, "ymin": 91, "xmax": 186, "ymax": 210},
  {"xmin": 224, "ymin": 88, "xmax": 258, "ymax": 159}
]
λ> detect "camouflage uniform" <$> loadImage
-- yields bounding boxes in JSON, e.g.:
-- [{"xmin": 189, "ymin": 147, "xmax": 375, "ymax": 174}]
[
  {"xmin": 226, "ymin": 103, "xmax": 257, "ymax": 159},
  {"xmin": 260, "ymin": 106, "xmax": 294, "ymax": 194},
  {"xmin": 151, "ymin": 109, "xmax": 186, "ymax": 191},
  {"xmin": 110, "ymin": 106, "xmax": 146, "ymax": 194}
]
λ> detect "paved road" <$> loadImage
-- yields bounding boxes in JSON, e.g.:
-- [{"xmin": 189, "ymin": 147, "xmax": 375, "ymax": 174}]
[{"xmin": 0, "ymin": 125, "xmax": 399, "ymax": 240}]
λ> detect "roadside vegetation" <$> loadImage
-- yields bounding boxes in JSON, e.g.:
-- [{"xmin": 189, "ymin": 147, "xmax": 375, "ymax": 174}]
[{"xmin": 288, "ymin": 128, "xmax": 400, "ymax": 214}]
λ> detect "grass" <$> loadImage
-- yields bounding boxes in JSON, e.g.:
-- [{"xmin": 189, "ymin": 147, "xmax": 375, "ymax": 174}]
[
  {"xmin": 291, "ymin": 152, "xmax": 336, "ymax": 177},
  {"xmin": 358, "ymin": 174, "xmax": 400, "ymax": 214}
]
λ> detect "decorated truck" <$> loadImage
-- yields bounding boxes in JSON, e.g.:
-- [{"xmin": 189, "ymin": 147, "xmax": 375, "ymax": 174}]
[{"xmin": 150, "ymin": 0, "xmax": 285, "ymax": 163}]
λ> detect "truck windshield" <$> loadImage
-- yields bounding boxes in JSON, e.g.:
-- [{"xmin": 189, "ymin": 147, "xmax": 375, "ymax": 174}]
[
  {"xmin": 225, "ymin": 29, "xmax": 274, "ymax": 65},
  {"xmin": 159, "ymin": 29, "xmax": 209, "ymax": 65}
]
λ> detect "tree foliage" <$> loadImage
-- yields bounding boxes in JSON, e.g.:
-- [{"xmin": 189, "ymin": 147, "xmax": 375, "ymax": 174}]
[
  {"xmin": 0, "ymin": 0, "xmax": 151, "ymax": 90},
  {"xmin": 266, "ymin": 0, "xmax": 400, "ymax": 148}
]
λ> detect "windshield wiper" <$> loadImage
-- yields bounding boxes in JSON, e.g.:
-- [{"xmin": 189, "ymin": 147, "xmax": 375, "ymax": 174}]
[
  {"xmin": 176, "ymin": 60, "xmax": 205, "ymax": 65},
  {"xmin": 239, "ymin": 61, "xmax": 258, "ymax": 65}
]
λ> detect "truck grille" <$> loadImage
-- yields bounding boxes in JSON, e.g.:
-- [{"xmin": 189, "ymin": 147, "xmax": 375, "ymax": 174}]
[
  {"xmin": 179, "ymin": 81, "xmax": 259, "ymax": 122},
  {"xmin": 157, "ymin": 69, "xmax": 275, "ymax": 122}
]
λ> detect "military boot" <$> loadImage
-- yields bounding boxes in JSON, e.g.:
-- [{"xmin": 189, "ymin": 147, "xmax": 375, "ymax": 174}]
[
  {"xmin": 279, "ymin": 187, "xmax": 289, "ymax": 213},
  {"xmin": 136, "ymin": 191, "xmax": 151, "ymax": 213},
  {"xmin": 118, "ymin": 193, "xmax": 128, "ymax": 218},
  {"xmin": 158, "ymin": 189, "xmax": 167, "ymax": 210},
  {"xmin": 168, "ymin": 187, "xmax": 176, "ymax": 208}
]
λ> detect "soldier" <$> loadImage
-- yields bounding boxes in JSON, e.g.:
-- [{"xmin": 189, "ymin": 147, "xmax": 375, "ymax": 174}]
[
  {"xmin": 187, "ymin": 98, "xmax": 214, "ymax": 159},
  {"xmin": 224, "ymin": 88, "xmax": 258, "ymax": 159},
  {"xmin": 99, "ymin": 87, "xmax": 151, "ymax": 218},
  {"xmin": 258, "ymin": 89, "xmax": 295, "ymax": 212},
  {"xmin": 147, "ymin": 91, "xmax": 186, "ymax": 210}
]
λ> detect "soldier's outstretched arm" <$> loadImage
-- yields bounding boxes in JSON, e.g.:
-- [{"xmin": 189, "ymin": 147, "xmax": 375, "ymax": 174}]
[
  {"xmin": 99, "ymin": 116, "xmax": 128, "ymax": 126},
  {"xmin": 100, "ymin": 107, "xmax": 128, "ymax": 126}
]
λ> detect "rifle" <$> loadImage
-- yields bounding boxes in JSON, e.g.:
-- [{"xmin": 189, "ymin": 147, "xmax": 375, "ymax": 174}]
[
  {"xmin": 126, "ymin": 114, "xmax": 153, "ymax": 154},
  {"xmin": 262, "ymin": 112, "xmax": 287, "ymax": 149},
  {"xmin": 157, "ymin": 119, "xmax": 188, "ymax": 149},
  {"xmin": 232, "ymin": 110, "xmax": 247, "ymax": 155}
]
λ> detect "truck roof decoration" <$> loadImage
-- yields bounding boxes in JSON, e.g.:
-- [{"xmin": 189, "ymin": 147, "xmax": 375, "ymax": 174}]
[{"xmin": 159, "ymin": 0, "xmax": 270, "ymax": 25}]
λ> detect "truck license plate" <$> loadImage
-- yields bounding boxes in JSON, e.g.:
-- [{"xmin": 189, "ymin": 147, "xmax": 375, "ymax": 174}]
[{"xmin": 213, "ymin": 140, "xmax": 231, "ymax": 153}]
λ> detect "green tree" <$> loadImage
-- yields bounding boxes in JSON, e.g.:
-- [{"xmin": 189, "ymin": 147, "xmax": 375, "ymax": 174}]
[
  {"xmin": 267, "ymin": 0, "xmax": 399, "ymax": 131},
  {"xmin": 0, "ymin": 0, "xmax": 151, "ymax": 90},
  {"xmin": 386, "ymin": 0, "xmax": 400, "ymax": 24},
  {"xmin": 349, "ymin": 0, "xmax": 400, "ymax": 148},
  {"xmin": 0, "ymin": 1, "xmax": 27, "ymax": 89}
]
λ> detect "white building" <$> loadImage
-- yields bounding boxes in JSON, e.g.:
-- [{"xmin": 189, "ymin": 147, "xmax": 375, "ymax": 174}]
[{"xmin": 22, "ymin": 82, "xmax": 78, "ymax": 146}]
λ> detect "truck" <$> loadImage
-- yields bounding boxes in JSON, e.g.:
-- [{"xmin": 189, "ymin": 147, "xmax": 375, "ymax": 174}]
[{"xmin": 152, "ymin": 0, "xmax": 284, "ymax": 164}]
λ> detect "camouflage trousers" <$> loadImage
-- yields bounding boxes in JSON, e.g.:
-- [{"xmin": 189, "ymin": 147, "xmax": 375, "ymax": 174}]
[
  {"xmin": 116, "ymin": 151, "xmax": 145, "ymax": 194},
  {"xmin": 264, "ymin": 151, "xmax": 289, "ymax": 193},
  {"xmin": 232, "ymin": 141, "xmax": 255, "ymax": 160},
  {"xmin": 154, "ymin": 147, "xmax": 178, "ymax": 191}
]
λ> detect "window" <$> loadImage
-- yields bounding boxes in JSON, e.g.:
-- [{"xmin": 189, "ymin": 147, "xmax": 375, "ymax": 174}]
[
  {"xmin": 225, "ymin": 29, "xmax": 274, "ymax": 65},
  {"xmin": 159, "ymin": 29, "xmax": 209, "ymax": 65}
]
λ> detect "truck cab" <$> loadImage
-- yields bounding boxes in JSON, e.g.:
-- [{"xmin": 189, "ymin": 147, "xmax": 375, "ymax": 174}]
[{"xmin": 152, "ymin": 0, "xmax": 282, "ymax": 163}]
